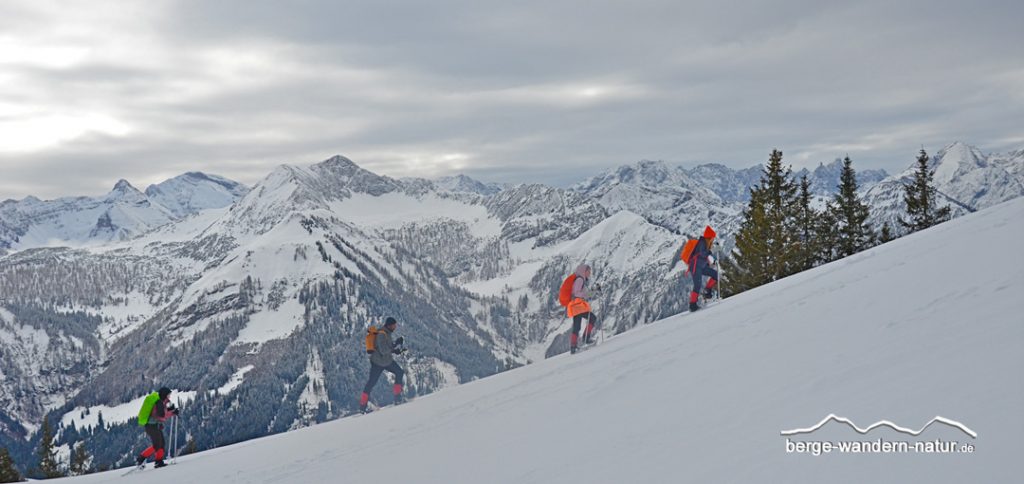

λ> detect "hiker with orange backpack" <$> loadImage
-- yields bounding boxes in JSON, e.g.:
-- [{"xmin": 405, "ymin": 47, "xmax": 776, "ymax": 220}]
[
  {"xmin": 358, "ymin": 317, "xmax": 407, "ymax": 413},
  {"xmin": 559, "ymin": 263, "xmax": 599, "ymax": 354},
  {"xmin": 681, "ymin": 225, "xmax": 719, "ymax": 312}
]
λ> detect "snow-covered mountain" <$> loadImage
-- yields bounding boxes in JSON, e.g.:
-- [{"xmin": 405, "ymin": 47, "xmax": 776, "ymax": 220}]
[
  {"xmin": 0, "ymin": 173, "xmax": 248, "ymax": 254},
  {"xmin": 0, "ymin": 180, "xmax": 174, "ymax": 253},
  {"xmin": 570, "ymin": 157, "xmax": 888, "ymax": 243},
  {"xmin": 48, "ymin": 195, "xmax": 1024, "ymax": 484},
  {"xmin": 798, "ymin": 158, "xmax": 889, "ymax": 195},
  {"xmin": 684, "ymin": 163, "xmax": 764, "ymax": 203},
  {"xmin": 144, "ymin": 172, "xmax": 250, "ymax": 219},
  {"xmin": 863, "ymin": 142, "xmax": 1024, "ymax": 231},
  {"xmin": 432, "ymin": 174, "xmax": 506, "ymax": 196},
  {"xmin": 572, "ymin": 160, "xmax": 743, "ymax": 238}
]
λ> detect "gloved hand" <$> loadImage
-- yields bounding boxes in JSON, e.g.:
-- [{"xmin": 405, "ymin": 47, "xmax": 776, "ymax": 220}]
[
  {"xmin": 707, "ymin": 255, "xmax": 716, "ymax": 266},
  {"xmin": 394, "ymin": 336, "xmax": 404, "ymax": 346},
  {"xmin": 393, "ymin": 347, "xmax": 406, "ymax": 355},
  {"xmin": 170, "ymin": 407, "xmax": 180, "ymax": 416}
]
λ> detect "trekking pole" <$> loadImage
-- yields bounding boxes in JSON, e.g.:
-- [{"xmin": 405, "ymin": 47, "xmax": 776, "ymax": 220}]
[
  {"xmin": 172, "ymin": 415, "xmax": 179, "ymax": 464},
  {"xmin": 716, "ymin": 250, "xmax": 723, "ymax": 302}
]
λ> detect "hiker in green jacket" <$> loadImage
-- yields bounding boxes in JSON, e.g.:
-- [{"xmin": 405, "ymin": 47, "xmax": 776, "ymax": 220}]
[{"xmin": 135, "ymin": 387, "xmax": 179, "ymax": 468}]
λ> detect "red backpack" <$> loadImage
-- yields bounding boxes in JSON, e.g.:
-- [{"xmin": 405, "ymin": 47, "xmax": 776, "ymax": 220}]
[{"xmin": 558, "ymin": 274, "xmax": 577, "ymax": 306}]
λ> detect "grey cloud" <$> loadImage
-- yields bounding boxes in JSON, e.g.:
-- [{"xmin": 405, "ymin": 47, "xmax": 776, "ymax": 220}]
[{"xmin": 1, "ymin": 0, "xmax": 1022, "ymax": 199}]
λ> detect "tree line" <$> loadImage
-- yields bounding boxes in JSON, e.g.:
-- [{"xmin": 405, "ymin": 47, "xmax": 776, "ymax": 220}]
[{"xmin": 724, "ymin": 148, "xmax": 951, "ymax": 295}]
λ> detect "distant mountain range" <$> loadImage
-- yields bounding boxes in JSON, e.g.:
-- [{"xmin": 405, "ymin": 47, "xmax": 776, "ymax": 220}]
[
  {"xmin": 0, "ymin": 141, "xmax": 1019, "ymax": 470},
  {"xmin": 0, "ymin": 172, "xmax": 248, "ymax": 254}
]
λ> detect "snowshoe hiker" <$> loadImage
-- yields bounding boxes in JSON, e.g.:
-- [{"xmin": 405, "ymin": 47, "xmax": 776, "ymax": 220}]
[
  {"xmin": 359, "ymin": 317, "xmax": 407, "ymax": 413},
  {"xmin": 560, "ymin": 263, "xmax": 599, "ymax": 354},
  {"xmin": 135, "ymin": 387, "xmax": 179, "ymax": 469},
  {"xmin": 681, "ymin": 225, "xmax": 719, "ymax": 312}
]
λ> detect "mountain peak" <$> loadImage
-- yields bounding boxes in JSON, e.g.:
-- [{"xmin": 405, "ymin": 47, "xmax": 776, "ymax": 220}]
[
  {"xmin": 106, "ymin": 179, "xmax": 147, "ymax": 202},
  {"xmin": 315, "ymin": 155, "xmax": 359, "ymax": 170},
  {"xmin": 144, "ymin": 171, "xmax": 249, "ymax": 218},
  {"xmin": 112, "ymin": 179, "xmax": 138, "ymax": 192}
]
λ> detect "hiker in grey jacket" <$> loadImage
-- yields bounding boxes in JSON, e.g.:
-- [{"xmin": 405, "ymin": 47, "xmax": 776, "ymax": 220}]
[{"xmin": 359, "ymin": 317, "xmax": 406, "ymax": 413}]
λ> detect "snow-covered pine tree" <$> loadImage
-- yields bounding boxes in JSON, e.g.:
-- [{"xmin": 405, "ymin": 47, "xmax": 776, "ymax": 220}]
[
  {"xmin": 832, "ymin": 156, "xmax": 875, "ymax": 257},
  {"xmin": 899, "ymin": 149, "xmax": 951, "ymax": 233}
]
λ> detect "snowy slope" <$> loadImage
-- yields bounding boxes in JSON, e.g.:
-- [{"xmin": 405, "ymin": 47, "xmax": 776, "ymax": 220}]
[{"xmin": 53, "ymin": 197, "xmax": 1024, "ymax": 483}]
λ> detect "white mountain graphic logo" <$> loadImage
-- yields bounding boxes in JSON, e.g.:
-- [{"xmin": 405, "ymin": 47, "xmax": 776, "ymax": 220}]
[{"xmin": 781, "ymin": 414, "xmax": 977, "ymax": 439}]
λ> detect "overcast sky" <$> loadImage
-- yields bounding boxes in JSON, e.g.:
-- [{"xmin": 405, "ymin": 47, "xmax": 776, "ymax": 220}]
[{"xmin": 1, "ymin": 0, "xmax": 1022, "ymax": 199}]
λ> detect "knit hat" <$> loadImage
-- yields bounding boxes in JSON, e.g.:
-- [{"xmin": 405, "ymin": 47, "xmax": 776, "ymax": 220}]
[
  {"xmin": 384, "ymin": 317, "xmax": 397, "ymax": 327},
  {"xmin": 158, "ymin": 387, "xmax": 172, "ymax": 399}
]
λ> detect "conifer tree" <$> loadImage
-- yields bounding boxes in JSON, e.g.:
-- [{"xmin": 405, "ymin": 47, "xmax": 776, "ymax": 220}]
[
  {"xmin": 792, "ymin": 175, "xmax": 819, "ymax": 270},
  {"xmin": 69, "ymin": 442, "xmax": 90, "ymax": 476},
  {"xmin": 35, "ymin": 416, "xmax": 64, "ymax": 479},
  {"xmin": 879, "ymin": 221, "xmax": 895, "ymax": 243},
  {"xmin": 723, "ymin": 149, "xmax": 801, "ymax": 295},
  {"xmin": 899, "ymin": 149, "xmax": 951, "ymax": 232},
  {"xmin": 0, "ymin": 447, "xmax": 22, "ymax": 483},
  {"xmin": 815, "ymin": 201, "xmax": 840, "ymax": 263},
  {"xmin": 833, "ymin": 156, "xmax": 875, "ymax": 257}
]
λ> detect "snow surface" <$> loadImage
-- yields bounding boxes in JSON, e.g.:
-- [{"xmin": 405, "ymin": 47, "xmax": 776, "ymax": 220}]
[
  {"xmin": 233, "ymin": 298, "xmax": 306, "ymax": 344},
  {"xmin": 214, "ymin": 365, "xmax": 255, "ymax": 396},
  {"xmin": 50, "ymin": 197, "xmax": 1024, "ymax": 483}
]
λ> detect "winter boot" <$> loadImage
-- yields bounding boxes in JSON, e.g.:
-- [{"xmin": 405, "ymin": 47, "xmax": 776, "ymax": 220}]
[
  {"xmin": 570, "ymin": 345, "xmax": 578, "ymax": 354},
  {"xmin": 392, "ymin": 384, "xmax": 404, "ymax": 406},
  {"xmin": 689, "ymin": 301, "xmax": 699, "ymax": 312},
  {"xmin": 136, "ymin": 455, "xmax": 146, "ymax": 467},
  {"xmin": 359, "ymin": 392, "xmax": 371, "ymax": 413},
  {"xmin": 703, "ymin": 287, "xmax": 714, "ymax": 299},
  {"xmin": 154, "ymin": 460, "xmax": 167, "ymax": 469}
]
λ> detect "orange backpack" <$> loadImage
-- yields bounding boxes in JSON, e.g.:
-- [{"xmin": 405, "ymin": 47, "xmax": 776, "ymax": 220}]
[
  {"xmin": 680, "ymin": 239, "xmax": 699, "ymax": 264},
  {"xmin": 365, "ymin": 326, "xmax": 380, "ymax": 354},
  {"xmin": 558, "ymin": 274, "xmax": 577, "ymax": 306}
]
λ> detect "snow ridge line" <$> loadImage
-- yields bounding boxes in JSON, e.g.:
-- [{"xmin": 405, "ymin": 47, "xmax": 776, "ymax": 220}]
[{"xmin": 780, "ymin": 414, "xmax": 977, "ymax": 439}]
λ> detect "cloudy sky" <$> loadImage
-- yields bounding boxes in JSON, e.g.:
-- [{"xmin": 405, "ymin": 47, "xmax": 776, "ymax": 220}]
[{"xmin": 1, "ymin": 0, "xmax": 1022, "ymax": 199}]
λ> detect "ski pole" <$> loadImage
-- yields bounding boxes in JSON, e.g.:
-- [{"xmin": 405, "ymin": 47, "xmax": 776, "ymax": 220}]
[
  {"xmin": 172, "ymin": 415, "xmax": 178, "ymax": 464},
  {"xmin": 716, "ymin": 250, "xmax": 723, "ymax": 301}
]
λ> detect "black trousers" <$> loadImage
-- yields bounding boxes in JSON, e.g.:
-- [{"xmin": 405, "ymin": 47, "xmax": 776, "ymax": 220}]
[
  {"xmin": 144, "ymin": 423, "xmax": 165, "ymax": 452},
  {"xmin": 572, "ymin": 312, "xmax": 597, "ymax": 337},
  {"xmin": 363, "ymin": 361, "xmax": 405, "ymax": 393}
]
